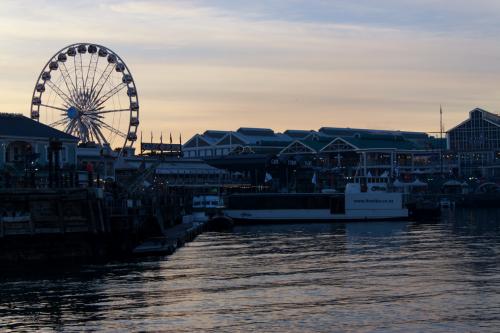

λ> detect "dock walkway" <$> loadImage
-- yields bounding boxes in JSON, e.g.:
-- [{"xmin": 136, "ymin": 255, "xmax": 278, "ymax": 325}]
[{"xmin": 132, "ymin": 219, "xmax": 208, "ymax": 256}]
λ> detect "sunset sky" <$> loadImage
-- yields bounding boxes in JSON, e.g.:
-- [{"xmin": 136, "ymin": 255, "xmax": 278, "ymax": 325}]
[{"xmin": 1, "ymin": 0, "xmax": 500, "ymax": 140}]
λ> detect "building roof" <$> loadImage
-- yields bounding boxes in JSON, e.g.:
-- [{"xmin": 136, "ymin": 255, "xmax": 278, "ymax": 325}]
[
  {"xmin": 341, "ymin": 134, "xmax": 418, "ymax": 150},
  {"xmin": 319, "ymin": 126, "xmax": 428, "ymax": 139},
  {"xmin": 278, "ymin": 138, "xmax": 332, "ymax": 155},
  {"xmin": 237, "ymin": 127, "xmax": 275, "ymax": 137},
  {"xmin": 257, "ymin": 140, "xmax": 291, "ymax": 147},
  {"xmin": 299, "ymin": 139, "xmax": 330, "ymax": 151},
  {"xmin": 215, "ymin": 129, "xmax": 292, "ymax": 145},
  {"xmin": 0, "ymin": 113, "xmax": 78, "ymax": 141},
  {"xmin": 199, "ymin": 134, "xmax": 221, "ymax": 144},
  {"xmin": 480, "ymin": 109, "xmax": 500, "ymax": 125},
  {"xmin": 448, "ymin": 107, "xmax": 500, "ymax": 133},
  {"xmin": 469, "ymin": 108, "xmax": 500, "ymax": 125},
  {"xmin": 425, "ymin": 137, "xmax": 446, "ymax": 150},
  {"xmin": 184, "ymin": 125, "xmax": 429, "ymax": 151},
  {"xmin": 155, "ymin": 160, "xmax": 223, "ymax": 174},
  {"xmin": 284, "ymin": 129, "xmax": 317, "ymax": 139},
  {"xmin": 203, "ymin": 130, "xmax": 231, "ymax": 140},
  {"xmin": 122, "ymin": 155, "xmax": 224, "ymax": 173}
]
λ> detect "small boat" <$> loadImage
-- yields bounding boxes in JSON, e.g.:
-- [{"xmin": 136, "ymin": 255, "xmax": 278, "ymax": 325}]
[
  {"xmin": 192, "ymin": 194, "xmax": 224, "ymax": 223},
  {"xmin": 132, "ymin": 237, "xmax": 176, "ymax": 255},
  {"xmin": 207, "ymin": 215, "xmax": 234, "ymax": 230},
  {"xmin": 223, "ymin": 176, "xmax": 409, "ymax": 224}
]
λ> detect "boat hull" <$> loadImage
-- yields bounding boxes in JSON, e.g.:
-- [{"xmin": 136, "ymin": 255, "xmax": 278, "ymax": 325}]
[{"xmin": 224, "ymin": 208, "xmax": 409, "ymax": 224}]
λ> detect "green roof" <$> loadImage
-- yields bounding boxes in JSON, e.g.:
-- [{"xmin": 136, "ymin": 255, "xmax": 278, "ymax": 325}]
[
  {"xmin": 341, "ymin": 135, "xmax": 417, "ymax": 150},
  {"xmin": 258, "ymin": 140, "xmax": 291, "ymax": 147},
  {"xmin": 298, "ymin": 139, "xmax": 330, "ymax": 151},
  {"xmin": 273, "ymin": 133, "xmax": 419, "ymax": 153},
  {"xmin": 424, "ymin": 137, "xmax": 446, "ymax": 150}
]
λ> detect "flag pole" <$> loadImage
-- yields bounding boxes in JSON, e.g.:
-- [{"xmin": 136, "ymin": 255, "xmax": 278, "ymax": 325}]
[
  {"xmin": 160, "ymin": 132, "xmax": 163, "ymax": 155},
  {"xmin": 179, "ymin": 133, "xmax": 183, "ymax": 157},
  {"xmin": 169, "ymin": 132, "xmax": 172, "ymax": 152}
]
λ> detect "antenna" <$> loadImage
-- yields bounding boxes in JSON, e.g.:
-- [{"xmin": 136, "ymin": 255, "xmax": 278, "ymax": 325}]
[{"xmin": 440, "ymin": 105, "xmax": 443, "ymax": 140}]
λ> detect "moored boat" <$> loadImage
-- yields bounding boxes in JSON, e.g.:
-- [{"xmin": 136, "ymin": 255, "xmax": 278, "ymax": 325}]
[
  {"xmin": 223, "ymin": 176, "xmax": 409, "ymax": 223},
  {"xmin": 192, "ymin": 194, "xmax": 224, "ymax": 223}
]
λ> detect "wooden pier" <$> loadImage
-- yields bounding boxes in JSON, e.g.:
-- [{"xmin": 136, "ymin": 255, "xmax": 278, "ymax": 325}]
[
  {"xmin": 0, "ymin": 189, "xmax": 107, "ymax": 237},
  {"xmin": 0, "ymin": 187, "xmax": 187, "ymax": 265}
]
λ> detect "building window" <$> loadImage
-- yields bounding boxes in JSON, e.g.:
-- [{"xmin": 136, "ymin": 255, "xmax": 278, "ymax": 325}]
[{"xmin": 6, "ymin": 141, "xmax": 32, "ymax": 163}]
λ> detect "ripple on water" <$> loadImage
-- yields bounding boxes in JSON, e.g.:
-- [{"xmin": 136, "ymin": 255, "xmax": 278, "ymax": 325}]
[{"xmin": 1, "ymin": 209, "xmax": 500, "ymax": 332}]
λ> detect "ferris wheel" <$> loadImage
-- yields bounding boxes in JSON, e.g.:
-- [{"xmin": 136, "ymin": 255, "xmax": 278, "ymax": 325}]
[{"xmin": 30, "ymin": 43, "xmax": 139, "ymax": 149}]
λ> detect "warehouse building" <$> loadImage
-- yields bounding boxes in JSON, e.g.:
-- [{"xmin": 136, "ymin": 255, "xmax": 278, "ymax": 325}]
[{"xmin": 447, "ymin": 108, "xmax": 500, "ymax": 178}]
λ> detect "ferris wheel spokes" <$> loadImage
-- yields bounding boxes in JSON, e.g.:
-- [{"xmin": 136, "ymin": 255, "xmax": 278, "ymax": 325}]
[
  {"xmin": 40, "ymin": 104, "xmax": 68, "ymax": 112},
  {"xmin": 94, "ymin": 82, "xmax": 127, "ymax": 108},
  {"xmin": 83, "ymin": 52, "xmax": 94, "ymax": 92},
  {"xmin": 93, "ymin": 65, "xmax": 116, "ymax": 102},
  {"xmin": 90, "ymin": 108, "xmax": 131, "ymax": 115},
  {"xmin": 59, "ymin": 61, "xmax": 77, "ymax": 99},
  {"xmin": 49, "ymin": 117, "xmax": 70, "ymax": 128},
  {"xmin": 87, "ymin": 53, "xmax": 100, "ymax": 95},
  {"xmin": 77, "ymin": 52, "xmax": 85, "ymax": 91},
  {"xmin": 44, "ymin": 80, "xmax": 76, "ymax": 107},
  {"xmin": 90, "ymin": 117, "xmax": 128, "ymax": 138}
]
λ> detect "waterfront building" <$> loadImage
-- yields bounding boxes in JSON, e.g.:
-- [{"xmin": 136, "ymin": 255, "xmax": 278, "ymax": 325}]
[
  {"xmin": 185, "ymin": 125, "xmax": 452, "ymax": 191},
  {"xmin": 277, "ymin": 134, "xmax": 452, "ymax": 191},
  {"xmin": 115, "ymin": 156, "xmax": 235, "ymax": 188},
  {"xmin": 0, "ymin": 113, "xmax": 78, "ymax": 187},
  {"xmin": 74, "ymin": 143, "xmax": 233, "ymax": 189},
  {"xmin": 318, "ymin": 127, "xmax": 431, "ymax": 147},
  {"xmin": 447, "ymin": 108, "xmax": 500, "ymax": 178},
  {"xmin": 183, "ymin": 128, "xmax": 291, "ymax": 158},
  {"xmin": 75, "ymin": 142, "xmax": 121, "ymax": 184}
]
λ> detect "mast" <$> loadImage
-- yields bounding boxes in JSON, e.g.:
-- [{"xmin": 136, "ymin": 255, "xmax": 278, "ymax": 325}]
[{"xmin": 440, "ymin": 105, "xmax": 444, "ymax": 176}]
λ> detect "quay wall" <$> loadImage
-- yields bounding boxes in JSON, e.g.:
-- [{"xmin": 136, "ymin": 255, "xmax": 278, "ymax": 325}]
[{"xmin": 0, "ymin": 188, "xmax": 185, "ymax": 266}]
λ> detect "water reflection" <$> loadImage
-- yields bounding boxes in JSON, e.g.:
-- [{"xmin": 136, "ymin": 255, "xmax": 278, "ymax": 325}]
[{"xmin": 1, "ymin": 209, "xmax": 500, "ymax": 332}]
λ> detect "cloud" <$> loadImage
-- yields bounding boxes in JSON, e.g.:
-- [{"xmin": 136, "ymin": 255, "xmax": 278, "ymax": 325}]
[{"xmin": 0, "ymin": 0, "xmax": 500, "ymax": 141}]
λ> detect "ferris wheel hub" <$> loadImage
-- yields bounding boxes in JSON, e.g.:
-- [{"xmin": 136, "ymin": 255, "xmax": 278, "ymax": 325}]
[{"xmin": 67, "ymin": 106, "xmax": 79, "ymax": 119}]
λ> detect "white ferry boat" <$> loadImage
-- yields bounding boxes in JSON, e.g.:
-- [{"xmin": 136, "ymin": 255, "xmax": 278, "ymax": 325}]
[
  {"xmin": 192, "ymin": 194, "xmax": 224, "ymax": 223},
  {"xmin": 223, "ymin": 177, "xmax": 408, "ymax": 223}
]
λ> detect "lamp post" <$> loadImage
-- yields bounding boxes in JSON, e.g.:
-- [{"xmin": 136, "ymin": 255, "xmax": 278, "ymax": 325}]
[{"xmin": 49, "ymin": 138, "xmax": 62, "ymax": 188}]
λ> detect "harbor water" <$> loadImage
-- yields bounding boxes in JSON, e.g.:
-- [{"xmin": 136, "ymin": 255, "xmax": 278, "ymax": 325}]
[{"xmin": 1, "ymin": 209, "xmax": 500, "ymax": 332}]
